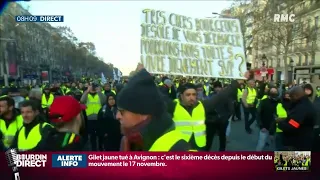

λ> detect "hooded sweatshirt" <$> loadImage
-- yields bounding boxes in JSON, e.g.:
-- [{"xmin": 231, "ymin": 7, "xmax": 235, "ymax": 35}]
[
  {"xmin": 304, "ymin": 83, "xmax": 317, "ymax": 102},
  {"xmin": 304, "ymin": 83, "xmax": 320, "ymax": 127}
]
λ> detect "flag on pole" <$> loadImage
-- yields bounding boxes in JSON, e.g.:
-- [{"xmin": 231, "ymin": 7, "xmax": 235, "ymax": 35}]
[
  {"xmin": 117, "ymin": 69, "xmax": 122, "ymax": 80},
  {"xmin": 113, "ymin": 69, "xmax": 117, "ymax": 81},
  {"xmin": 101, "ymin": 72, "xmax": 107, "ymax": 85}
]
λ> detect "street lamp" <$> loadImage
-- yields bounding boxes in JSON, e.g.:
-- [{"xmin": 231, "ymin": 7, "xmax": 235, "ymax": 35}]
[
  {"xmin": 289, "ymin": 59, "xmax": 295, "ymax": 83},
  {"xmin": 289, "ymin": 59, "xmax": 294, "ymax": 70},
  {"xmin": 262, "ymin": 54, "xmax": 267, "ymax": 66},
  {"xmin": 260, "ymin": 54, "xmax": 268, "ymax": 80}
]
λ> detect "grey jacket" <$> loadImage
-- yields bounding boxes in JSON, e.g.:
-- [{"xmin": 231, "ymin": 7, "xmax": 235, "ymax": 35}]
[
  {"xmin": 80, "ymin": 91, "xmax": 106, "ymax": 120},
  {"xmin": 210, "ymin": 92, "xmax": 234, "ymax": 122}
]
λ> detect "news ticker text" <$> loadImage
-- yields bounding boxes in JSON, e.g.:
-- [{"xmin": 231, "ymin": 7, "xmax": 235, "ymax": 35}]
[
  {"xmin": 8, "ymin": 153, "xmax": 309, "ymax": 171},
  {"xmin": 15, "ymin": 15, "xmax": 64, "ymax": 22}
]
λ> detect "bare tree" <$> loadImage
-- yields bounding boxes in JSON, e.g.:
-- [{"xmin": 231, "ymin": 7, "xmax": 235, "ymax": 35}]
[
  {"xmin": 0, "ymin": 2, "xmax": 117, "ymax": 78},
  {"xmin": 250, "ymin": 0, "xmax": 320, "ymax": 82},
  {"xmin": 228, "ymin": 1, "xmax": 253, "ymax": 43}
]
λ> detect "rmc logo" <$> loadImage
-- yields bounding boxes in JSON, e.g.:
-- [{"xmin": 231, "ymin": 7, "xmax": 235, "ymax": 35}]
[{"xmin": 274, "ymin": 14, "xmax": 295, "ymax": 22}]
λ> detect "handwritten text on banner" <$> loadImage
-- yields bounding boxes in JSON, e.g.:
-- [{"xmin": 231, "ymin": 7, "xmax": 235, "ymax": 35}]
[{"xmin": 140, "ymin": 9, "xmax": 247, "ymax": 78}]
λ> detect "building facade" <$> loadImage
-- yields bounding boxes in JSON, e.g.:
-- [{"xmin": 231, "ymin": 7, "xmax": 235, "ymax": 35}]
[{"xmin": 251, "ymin": 0, "xmax": 320, "ymax": 84}]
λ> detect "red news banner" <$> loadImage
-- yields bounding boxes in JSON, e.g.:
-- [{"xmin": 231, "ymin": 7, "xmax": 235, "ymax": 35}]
[
  {"xmin": 87, "ymin": 153, "xmax": 273, "ymax": 167},
  {"xmin": 3, "ymin": 152, "xmax": 279, "ymax": 179}
]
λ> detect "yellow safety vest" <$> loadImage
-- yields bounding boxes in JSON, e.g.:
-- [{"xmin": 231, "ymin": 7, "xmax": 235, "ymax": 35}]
[
  {"xmin": 173, "ymin": 101, "xmax": 206, "ymax": 148},
  {"xmin": 65, "ymin": 88, "xmax": 71, "ymax": 94},
  {"xmin": 0, "ymin": 95, "xmax": 8, "ymax": 98},
  {"xmin": 246, "ymin": 88, "xmax": 257, "ymax": 104},
  {"xmin": 237, "ymin": 89, "xmax": 243, "ymax": 102},
  {"xmin": 41, "ymin": 94, "xmax": 54, "ymax": 108},
  {"xmin": 149, "ymin": 130, "xmax": 192, "ymax": 151},
  {"xmin": 176, "ymin": 83, "xmax": 179, "ymax": 89},
  {"xmin": 203, "ymin": 85, "xmax": 209, "ymax": 96},
  {"xmin": 86, "ymin": 94, "xmax": 101, "ymax": 116},
  {"xmin": 17, "ymin": 122, "xmax": 51, "ymax": 151},
  {"xmin": 102, "ymin": 90, "xmax": 116, "ymax": 95},
  {"xmin": 276, "ymin": 103, "xmax": 287, "ymax": 133},
  {"xmin": 25, "ymin": 96, "xmax": 29, "ymax": 100},
  {"xmin": 0, "ymin": 115, "xmax": 23, "ymax": 148},
  {"xmin": 256, "ymin": 95, "xmax": 267, "ymax": 108},
  {"xmin": 302, "ymin": 160, "xmax": 309, "ymax": 166}
]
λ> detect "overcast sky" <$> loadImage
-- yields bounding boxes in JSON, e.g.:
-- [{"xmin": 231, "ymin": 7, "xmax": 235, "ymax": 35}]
[{"xmin": 23, "ymin": 1, "xmax": 233, "ymax": 75}]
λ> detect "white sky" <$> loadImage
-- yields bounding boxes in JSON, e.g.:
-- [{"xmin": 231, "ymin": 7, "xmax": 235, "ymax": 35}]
[{"xmin": 24, "ymin": 1, "xmax": 233, "ymax": 75}]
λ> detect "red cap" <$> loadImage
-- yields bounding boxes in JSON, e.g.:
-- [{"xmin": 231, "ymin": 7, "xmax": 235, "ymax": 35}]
[{"xmin": 49, "ymin": 96, "xmax": 86, "ymax": 123}]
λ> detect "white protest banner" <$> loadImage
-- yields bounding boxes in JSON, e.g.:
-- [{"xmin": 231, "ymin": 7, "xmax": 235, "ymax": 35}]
[{"xmin": 140, "ymin": 9, "xmax": 247, "ymax": 78}]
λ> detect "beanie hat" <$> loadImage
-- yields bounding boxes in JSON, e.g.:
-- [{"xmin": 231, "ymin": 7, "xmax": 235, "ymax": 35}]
[
  {"xmin": 213, "ymin": 81, "xmax": 222, "ymax": 88},
  {"xmin": 179, "ymin": 83, "xmax": 196, "ymax": 94},
  {"xmin": 117, "ymin": 69, "xmax": 165, "ymax": 116},
  {"xmin": 303, "ymin": 83, "xmax": 313, "ymax": 91},
  {"xmin": 303, "ymin": 83, "xmax": 313, "ymax": 95}
]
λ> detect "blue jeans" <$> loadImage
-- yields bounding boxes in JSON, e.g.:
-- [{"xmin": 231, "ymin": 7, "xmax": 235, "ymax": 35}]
[
  {"xmin": 226, "ymin": 117, "xmax": 231, "ymax": 137},
  {"xmin": 275, "ymin": 133, "xmax": 284, "ymax": 151},
  {"xmin": 243, "ymin": 107, "xmax": 256, "ymax": 130},
  {"xmin": 256, "ymin": 129, "xmax": 269, "ymax": 151}
]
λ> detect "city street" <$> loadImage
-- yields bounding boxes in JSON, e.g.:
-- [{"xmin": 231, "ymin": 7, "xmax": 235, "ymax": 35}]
[{"xmin": 211, "ymin": 109, "xmax": 274, "ymax": 151}]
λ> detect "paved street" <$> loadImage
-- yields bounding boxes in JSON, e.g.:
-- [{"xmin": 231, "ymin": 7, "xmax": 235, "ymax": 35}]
[
  {"xmin": 210, "ymin": 119, "xmax": 259, "ymax": 151},
  {"xmin": 210, "ymin": 108, "xmax": 275, "ymax": 151}
]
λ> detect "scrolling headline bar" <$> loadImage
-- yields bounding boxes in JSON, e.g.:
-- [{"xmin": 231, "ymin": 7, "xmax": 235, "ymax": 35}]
[
  {"xmin": 2, "ymin": 152, "xmax": 313, "ymax": 179},
  {"xmin": 10, "ymin": 152, "xmax": 274, "ymax": 168},
  {"xmin": 15, "ymin": 15, "xmax": 64, "ymax": 22}
]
